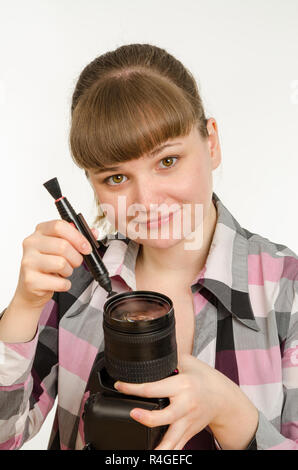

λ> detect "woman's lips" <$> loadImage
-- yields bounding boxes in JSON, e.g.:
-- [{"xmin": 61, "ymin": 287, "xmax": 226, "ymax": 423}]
[{"xmin": 146, "ymin": 211, "xmax": 175, "ymax": 228}]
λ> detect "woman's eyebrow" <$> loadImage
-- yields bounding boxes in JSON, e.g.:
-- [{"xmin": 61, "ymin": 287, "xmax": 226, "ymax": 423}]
[
  {"xmin": 94, "ymin": 165, "xmax": 123, "ymax": 175},
  {"xmin": 149, "ymin": 141, "xmax": 182, "ymax": 157},
  {"xmin": 93, "ymin": 142, "xmax": 182, "ymax": 175}
]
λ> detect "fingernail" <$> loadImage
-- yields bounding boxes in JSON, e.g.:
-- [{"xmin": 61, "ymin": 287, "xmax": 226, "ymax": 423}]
[
  {"xmin": 131, "ymin": 410, "xmax": 142, "ymax": 420},
  {"xmin": 82, "ymin": 242, "xmax": 91, "ymax": 253}
]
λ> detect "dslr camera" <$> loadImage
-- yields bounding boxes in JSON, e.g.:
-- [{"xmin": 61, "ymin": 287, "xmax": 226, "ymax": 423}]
[{"xmin": 83, "ymin": 290, "xmax": 178, "ymax": 450}]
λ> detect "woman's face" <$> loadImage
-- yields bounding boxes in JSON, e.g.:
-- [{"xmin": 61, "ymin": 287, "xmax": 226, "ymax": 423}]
[{"xmin": 88, "ymin": 118, "xmax": 221, "ymax": 249}]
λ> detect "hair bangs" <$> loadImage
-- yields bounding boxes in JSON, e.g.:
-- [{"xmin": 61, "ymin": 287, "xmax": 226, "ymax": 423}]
[{"xmin": 69, "ymin": 70, "xmax": 197, "ymax": 171}]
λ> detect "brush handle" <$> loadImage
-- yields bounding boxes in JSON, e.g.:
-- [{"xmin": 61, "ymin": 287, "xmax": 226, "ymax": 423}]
[
  {"xmin": 54, "ymin": 197, "xmax": 113, "ymax": 294},
  {"xmin": 76, "ymin": 213, "xmax": 112, "ymax": 282},
  {"xmin": 76, "ymin": 213, "xmax": 100, "ymax": 252}
]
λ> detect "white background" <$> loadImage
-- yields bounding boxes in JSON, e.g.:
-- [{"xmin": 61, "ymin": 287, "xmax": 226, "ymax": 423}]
[{"xmin": 0, "ymin": 0, "xmax": 297, "ymax": 450}]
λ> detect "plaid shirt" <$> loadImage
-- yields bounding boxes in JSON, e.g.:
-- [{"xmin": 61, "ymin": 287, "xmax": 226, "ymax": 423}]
[{"xmin": 0, "ymin": 191, "xmax": 297, "ymax": 450}]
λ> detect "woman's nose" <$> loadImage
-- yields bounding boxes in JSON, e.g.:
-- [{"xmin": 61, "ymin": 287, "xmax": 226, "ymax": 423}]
[{"xmin": 132, "ymin": 178, "xmax": 161, "ymax": 209}]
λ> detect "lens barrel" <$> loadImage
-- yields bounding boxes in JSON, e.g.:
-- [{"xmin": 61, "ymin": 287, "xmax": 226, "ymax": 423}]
[{"xmin": 103, "ymin": 291, "xmax": 177, "ymax": 383}]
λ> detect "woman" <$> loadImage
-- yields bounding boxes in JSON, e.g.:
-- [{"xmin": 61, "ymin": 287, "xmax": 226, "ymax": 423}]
[{"xmin": 0, "ymin": 44, "xmax": 297, "ymax": 450}]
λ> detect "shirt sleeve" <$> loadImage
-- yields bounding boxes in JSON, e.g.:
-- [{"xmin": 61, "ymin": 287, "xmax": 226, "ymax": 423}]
[
  {"xmin": 247, "ymin": 275, "xmax": 298, "ymax": 450},
  {"xmin": 0, "ymin": 298, "xmax": 59, "ymax": 449},
  {"xmin": 214, "ymin": 275, "xmax": 298, "ymax": 451},
  {"xmin": 253, "ymin": 278, "xmax": 298, "ymax": 450}
]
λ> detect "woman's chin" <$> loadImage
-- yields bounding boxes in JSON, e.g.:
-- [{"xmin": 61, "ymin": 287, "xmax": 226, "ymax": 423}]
[{"xmin": 133, "ymin": 235, "xmax": 184, "ymax": 250}]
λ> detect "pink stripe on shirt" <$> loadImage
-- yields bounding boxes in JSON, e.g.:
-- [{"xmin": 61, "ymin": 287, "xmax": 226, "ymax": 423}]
[
  {"xmin": 248, "ymin": 253, "xmax": 284, "ymax": 285},
  {"xmin": 59, "ymin": 327, "xmax": 98, "ymax": 382},
  {"xmin": 193, "ymin": 291, "xmax": 209, "ymax": 316},
  {"xmin": 39, "ymin": 299, "xmax": 58, "ymax": 328},
  {"xmin": 5, "ymin": 332, "xmax": 39, "ymax": 360},
  {"xmin": 282, "ymin": 421, "xmax": 298, "ymax": 441},
  {"xmin": 236, "ymin": 346, "xmax": 282, "ymax": 385},
  {"xmin": 0, "ymin": 433, "xmax": 23, "ymax": 450}
]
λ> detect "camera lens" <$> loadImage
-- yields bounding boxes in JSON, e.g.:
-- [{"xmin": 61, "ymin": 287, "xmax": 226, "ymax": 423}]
[
  {"xmin": 110, "ymin": 298, "xmax": 169, "ymax": 322},
  {"xmin": 103, "ymin": 291, "xmax": 177, "ymax": 383}
]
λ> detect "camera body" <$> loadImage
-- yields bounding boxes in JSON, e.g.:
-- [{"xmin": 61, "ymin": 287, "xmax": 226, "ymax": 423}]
[{"xmin": 83, "ymin": 352, "xmax": 170, "ymax": 450}]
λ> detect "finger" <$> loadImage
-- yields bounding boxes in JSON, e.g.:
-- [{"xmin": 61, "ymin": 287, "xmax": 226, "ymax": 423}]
[
  {"xmin": 33, "ymin": 252, "xmax": 74, "ymax": 278},
  {"xmin": 23, "ymin": 271, "xmax": 72, "ymax": 293},
  {"xmin": 114, "ymin": 373, "xmax": 181, "ymax": 399},
  {"xmin": 34, "ymin": 234, "xmax": 84, "ymax": 269},
  {"xmin": 130, "ymin": 401, "xmax": 182, "ymax": 428},
  {"xmin": 174, "ymin": 433, "xmax": 196, "ymax": 451},
  {"xmin": 154, "ymin": 417, "xmax": 188, "ymax": 451},
  {"xmin": 36, "ymin": 219, "xmax": 92, "ymax": 255}
]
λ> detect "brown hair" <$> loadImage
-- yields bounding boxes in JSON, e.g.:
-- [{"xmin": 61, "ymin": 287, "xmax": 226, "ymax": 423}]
[{"xmin": 69, "ymin": 43, "xmax": 209, "ymax": 230}]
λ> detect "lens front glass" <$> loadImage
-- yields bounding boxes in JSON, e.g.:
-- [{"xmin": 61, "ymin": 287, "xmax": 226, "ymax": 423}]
[{"xmin": 109, "ymin": 298, "xmax": 169, "ymax": 323}]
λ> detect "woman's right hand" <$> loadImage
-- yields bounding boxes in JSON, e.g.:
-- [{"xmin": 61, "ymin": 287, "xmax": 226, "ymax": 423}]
[{"xmin": 13, "ymin": 219, "xmax": 98, "ymax": 310}]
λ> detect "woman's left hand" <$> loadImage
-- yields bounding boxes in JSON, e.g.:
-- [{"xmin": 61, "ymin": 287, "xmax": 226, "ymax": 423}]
[{"xmin": 113, "ymin": 353, "xmax": 257, "ymax": 450}]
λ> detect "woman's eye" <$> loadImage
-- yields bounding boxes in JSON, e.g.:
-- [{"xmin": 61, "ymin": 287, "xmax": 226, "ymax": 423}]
[
  {"xmin": 106, "ymin": 174, "xmax": 127, "ymax": 185},
  {"xmin": 159, "ymin": 156, "xmax": 178, "ymax": 168},
  {"xmin": 104, "ymin": 157, "xmax": 178, "ymax": 185}
]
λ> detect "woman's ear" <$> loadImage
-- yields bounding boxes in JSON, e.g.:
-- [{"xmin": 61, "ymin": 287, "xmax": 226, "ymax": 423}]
[{"xmin": 206, "ymin": 118, "xmax": 222, "ymax": 170}]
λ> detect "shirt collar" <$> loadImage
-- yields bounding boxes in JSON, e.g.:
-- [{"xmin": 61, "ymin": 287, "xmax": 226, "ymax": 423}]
[
  {"xmin": 193, "ymin": 192, "xmax": 260, "ymax": 331},
  {"xmin": 98, "ymin": 192, "xmax": 260, "ymax": 332}
]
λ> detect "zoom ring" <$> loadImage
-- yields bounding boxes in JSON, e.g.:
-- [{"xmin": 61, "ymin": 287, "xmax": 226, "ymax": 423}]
[{"xmin": 105, "ymin": 350, "xmax": 177, "ymax": 383}]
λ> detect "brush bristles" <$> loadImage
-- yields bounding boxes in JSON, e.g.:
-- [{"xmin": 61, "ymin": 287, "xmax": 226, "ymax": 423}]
[{"xmin": 43, "ymin": 177, "xmax": 62, "ymax": 200}]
